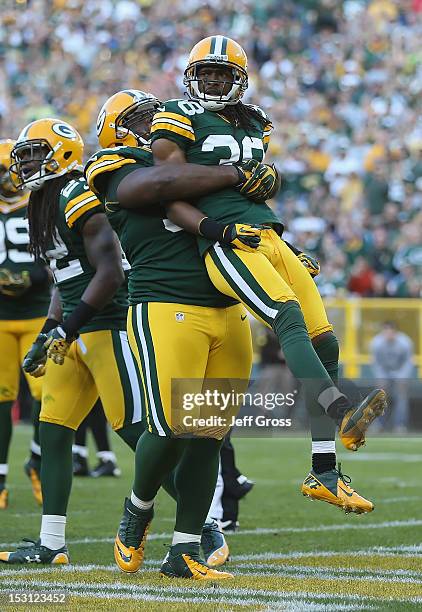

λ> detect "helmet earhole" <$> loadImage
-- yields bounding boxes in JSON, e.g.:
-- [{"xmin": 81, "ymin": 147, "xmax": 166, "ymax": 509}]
[{"xmin": 63, "ymin": 151, "xmax": 72, "ymax": 160}]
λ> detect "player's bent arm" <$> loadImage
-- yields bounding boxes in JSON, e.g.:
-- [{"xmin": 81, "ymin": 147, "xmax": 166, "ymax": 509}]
[
  {"xmin": 80, "ymin": 213, "xmax": 125, "ymax": 310},
  {"xmin": 166, "ymin": 201, "xmax": 206, "ymax": 235},
  {"xmin": 166, "ymin": 202, "xmax": 262, "ymax": 253},
  {"xmin": 53, "ymin": 213, "xmax": 124, "ymax": 340},
  {"xmin": 116, "ymin": 163, "xmax": 239, "ymax": 208}
]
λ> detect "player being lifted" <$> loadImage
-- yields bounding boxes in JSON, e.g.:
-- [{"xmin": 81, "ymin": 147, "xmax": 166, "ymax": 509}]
[
  {"xmin": 0, "ymin": 139, "xmax": 51, "ymax": 509},
  {"xmin": 0, "ymin": 118, "xmax": 144, "ymax": 564},
  {"xmin": 149, "ymin": 36, "xmax": 387, "ymax": 513},
  {"xmin": 85, "ymin": 89, "xmax": 280, "ymax": 579}
]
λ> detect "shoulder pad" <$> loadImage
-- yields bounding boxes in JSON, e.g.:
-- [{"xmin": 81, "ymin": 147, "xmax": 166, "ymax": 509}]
[
  {"xmin": 85, "ymin": 147, "xmax": 141, "ymax": 194},
  {"xmin": 63, "ymin": 179, "xmax": 101, "ymax": 229}
]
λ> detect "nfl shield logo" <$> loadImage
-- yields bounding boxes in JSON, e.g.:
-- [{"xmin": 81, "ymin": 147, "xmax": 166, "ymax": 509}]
[{"xmin": 175, "ymin": 312, "xmax": 185, "ymax": 322}]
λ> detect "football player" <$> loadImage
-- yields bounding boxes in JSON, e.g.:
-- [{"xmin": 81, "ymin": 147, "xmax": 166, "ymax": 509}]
[
  {"xmin": 0, "ymin": 139, "xmax": 51, "ymax": 509},
  {"xmin": 149, "ymin": 36, "xmax": 387, "ymax": 514},
  {"xmin": 85, "ymin": 90, "xmax": 279, "ymax": 579},
  {"xmin": 0, "ymin": 118, "xmax": 143, "ymax": 564}
]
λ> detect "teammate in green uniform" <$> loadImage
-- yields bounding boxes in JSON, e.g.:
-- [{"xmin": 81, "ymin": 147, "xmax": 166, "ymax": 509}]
[
  {"xmin": 0, "ymin": 139, "xmax": 51, "ymax": 509},
  {"xmin": 0, "ymin": 118, "xmax": 144, "ymax": 565},
  {"xmin": 85, "ymin": 89, "xmax": 279, "ymax": 579},
  {"xmin": 150, "ymin": 36, "xmax": 387, "ymax": 514}
]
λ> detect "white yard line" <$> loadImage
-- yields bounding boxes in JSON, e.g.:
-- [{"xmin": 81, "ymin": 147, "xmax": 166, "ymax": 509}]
[
  {"xmin": 1, "ymin": 518, "xmax": 421, "ymax": 550},
  {"xmin": 341, "ymin": 452, "xmax": 422, "ymax": 462},
  {"xmin": 0, "ymin": 585, "xmax": 373, "ymax": 611},
  {"xmin": 233, "ymin": 544, "xmax": 422, "ymax": 561},
  {"xmin": 1, "ymin": 560, "xmax": 421, "ymax": 584},
  {"xmin": 234, "ymin": 563, "xmax": 422, "ymax": 583},
  {"xmin": 0, "ymin": 578, "xmax": 416, "ymax": 607}
]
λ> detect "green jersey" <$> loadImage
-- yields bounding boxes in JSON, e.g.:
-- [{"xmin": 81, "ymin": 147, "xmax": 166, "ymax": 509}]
[
  {"xmin": 0, "ymin": 194, "xmax": 50, "ymax": 320},
  {"xmin": 85, "ymin": 145, "xmax": 236, "ymax": 308},
  {"xmin": 45, "ymin": 176, "xmax": 128, "ymax": 332},
  {"xmin": 150, "ymin": 99, "xmax": 281, "ymax": 254}
]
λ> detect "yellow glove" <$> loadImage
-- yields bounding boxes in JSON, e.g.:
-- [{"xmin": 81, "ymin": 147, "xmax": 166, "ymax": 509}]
[
  {"xmin": 43, "ymin": 326, "xmax": 74, "ymax": 365},
  {"xmin": 284, "ymin": 242, "xmax": 320, "ymax": 277},
  {"xmin": 222, "ymin": 223, "xmax": 265, "ymax": 252},
  {"xmin": 0, "ymin": 269, "xmax": 31, "ymax": 297},
  {"xmin": 297, "ymin": 252, "xmax": 320, "ymax": 277},
  {"xmin": 235, "ymin": 159, "xmax": 281, "ymax": 203}
]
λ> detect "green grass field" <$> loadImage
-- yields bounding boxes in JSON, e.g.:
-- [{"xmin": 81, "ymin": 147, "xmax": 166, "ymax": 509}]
[{"xmin": 1, "ymin": 426, "xmax": 422, "ymax": 611}]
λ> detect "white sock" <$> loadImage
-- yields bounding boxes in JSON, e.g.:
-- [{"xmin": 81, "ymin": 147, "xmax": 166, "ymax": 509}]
[
  {"xmin": 96, "ymin": 451, "xmax": 116, "ymax": 462},
  {"xmin": 0, "ymin": 464, "xmax": 8, "ymax": 476},
  {"xmin": 72, "ymin": 445, "xmax": 88, "ymax": 458},
  {"xmin": 312, "ymin": 440, "xmax": 336, "ymax": 454},
  {"xmin": 40, "ymin": 515, "xmax": 66, "ymax": 550},
  {"xmin": 172, "ymin": 531, "xmax": 201, "ymax": 546},
  {"xmin": 206, "ymin": 461, "xmax": 223, "ymax": 522},
  {"xmin": 130, "ymin": 491, "xmax": 154, "ymax": 511},
  {"xmin": 30, "ymin": 441, "xmax": 41, "ymax": 457}
]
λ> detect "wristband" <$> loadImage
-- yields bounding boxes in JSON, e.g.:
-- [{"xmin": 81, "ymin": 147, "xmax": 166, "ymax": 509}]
[
  {"xmin": 198, "ymin": 217, "xmax": 227, "ymax": 242},
  {"xmin": 41, "ymin": 318, "xmax": 60, "ymax": 334},
  {"xmin": 61, "ymin": 300, "xmax": 98, "ymax": 338},
  {"xmin": 233, "ymin": 164, "xmax": 246, "ymax": 188}
]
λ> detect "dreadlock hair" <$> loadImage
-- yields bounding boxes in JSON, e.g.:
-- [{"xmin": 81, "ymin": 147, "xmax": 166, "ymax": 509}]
[
  {"xmin": 220, "ymin": 101, "xmax": 268, "ymax": 133},
  {"xmin": 27, "ymin": 170, "xmax": 83, "ymax": 259}
]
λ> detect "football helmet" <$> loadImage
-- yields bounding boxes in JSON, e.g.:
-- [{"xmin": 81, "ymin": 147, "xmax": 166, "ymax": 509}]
[
  {"xmin": 10, "ymin": 119, "xmax": 83, "ymax": 191},
  {"xmin": 184, "ymin": 35, "xmax": 248, "ymax": 111},
  {"xmin": 96, "ymin": 90, "xmax": 161, "ymax": 149},
  {"xmin": 0, "ymin": 139, "xmax": 20, "ymax": 201}
]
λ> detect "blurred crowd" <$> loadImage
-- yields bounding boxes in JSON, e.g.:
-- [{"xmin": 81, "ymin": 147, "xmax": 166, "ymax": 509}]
[{"xmin": 0, "ymin": 0, "xmax": 421, "ymax": 297}]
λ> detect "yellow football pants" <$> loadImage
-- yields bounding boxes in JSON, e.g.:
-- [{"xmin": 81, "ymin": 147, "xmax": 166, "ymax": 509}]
[
  {"xmin": 205, "ymin": 229, "xmax": 333, "ymax": 339},
  {"xmin": 40, "ymin": 329, "xmax": 143, "ymax": 431},
  {"xmin": 0, "ymin": 317, "xmax": 45, "ymax": 402},
  {"xmin": 127, "ymin": 302, "xmax": 253, "ymax": 438}
]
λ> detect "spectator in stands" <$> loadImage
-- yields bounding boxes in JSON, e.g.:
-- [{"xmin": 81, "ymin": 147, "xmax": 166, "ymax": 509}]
[
  {"xmin": 0, "ymin": 0, "xmax": 421, "ymax": 297},
  {"xmin": 370, "ymin": 321, "xmax": 414, "ymax": 432}
]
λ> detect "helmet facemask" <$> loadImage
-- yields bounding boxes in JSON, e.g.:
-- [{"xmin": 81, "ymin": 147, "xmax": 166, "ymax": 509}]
[
  {"xmin": 10, "ymin": 138, "xmax": 80, "ymax": 191},
  {"xmin": 10, "ymin": 139, "xmax": 64, "ymax": 191},
  {"xmin": 115, "ymin": 98, "xmax": 161, "ymax": 146},
  {"xmin": 184, "ymin": 62, "xmax": 248, "ymax": 111}
]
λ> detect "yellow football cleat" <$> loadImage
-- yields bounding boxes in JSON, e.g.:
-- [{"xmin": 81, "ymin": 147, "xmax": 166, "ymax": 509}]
[
  {"xmin": 339, "ymin": 389, "xmax": 387, "ymax": 451},
  {"xmin": 201, "ymin": 520, "xmax": 229, "ymax": 567},
  {"xmin": 160, "ymin": 543, "xmax": 234, "ymax": 580},
  {"xmin": 0, "ymin": 489, "xmax": 8, "ymax": 510},
  {"xmin": 114, "ymin": 498, "xmax": 153, "ymax": 573},
  {"xmin": 301, "ymin": 464, "xmax": 374, "ymax": 514},
  {"xmin": 24, "ymin": 459, "xmax": 43, "ymax": 506}
]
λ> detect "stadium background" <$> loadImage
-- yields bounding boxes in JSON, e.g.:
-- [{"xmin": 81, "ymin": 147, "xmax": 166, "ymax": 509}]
[
  {"xmin": 1, "ymin": 2, "xmax": 422, "ymax": 609},
  {"xmin": 2, "ymin": 0, "xmax": 421, "ymax": 409}
]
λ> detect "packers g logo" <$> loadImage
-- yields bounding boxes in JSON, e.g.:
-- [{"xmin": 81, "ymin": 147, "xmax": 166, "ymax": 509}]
[{"xmin": 52, "ymin": 123, "xmax": 77, "ymax": 139}]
